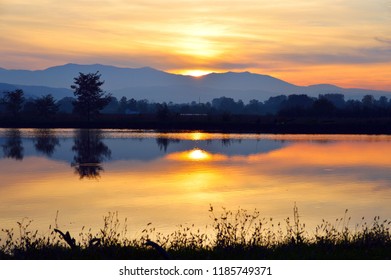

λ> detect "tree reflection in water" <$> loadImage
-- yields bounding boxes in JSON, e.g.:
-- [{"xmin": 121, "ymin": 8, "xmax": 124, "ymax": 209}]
[
  {"xmin": 156, "ymin": 136, "xmax": 180, "ymax": 152},
  {"xmin": 71, "ymin": 129, "xmax": 111, "ymax": 179},
  {"xmin": 33, "ymin": 129, "xmax": 60, "ymax": 157},
  {"xmin": 2, "ymin": 129, "xmax": 24, "ymax": 160}
]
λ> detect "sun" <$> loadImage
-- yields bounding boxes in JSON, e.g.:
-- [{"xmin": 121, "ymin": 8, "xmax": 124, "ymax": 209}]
[{"xmin": 180, "ymin": 69, "xmax": 213, "ymax": 77}]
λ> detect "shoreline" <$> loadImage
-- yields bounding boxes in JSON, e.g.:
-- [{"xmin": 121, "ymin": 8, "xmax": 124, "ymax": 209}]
[{"xmin": 1, "ymin": 116, "xmax": 391, "ymax": 135}]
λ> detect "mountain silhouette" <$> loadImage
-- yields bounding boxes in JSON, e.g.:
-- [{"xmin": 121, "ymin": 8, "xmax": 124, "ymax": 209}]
[
  {"xmin": 0, "ymin": 82, "xmax": 72, "ymax": 100},
  {"xmin": 1, "ymin": 64, "xmax": 390, "ymax": 103}
]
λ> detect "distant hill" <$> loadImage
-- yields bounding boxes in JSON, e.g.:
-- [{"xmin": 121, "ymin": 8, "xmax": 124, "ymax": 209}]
[
  {"xmin": 1, "ymin": 64, "xmax": 390, "ymax": 103},
  {"xmin": 0, "ymin": 83, "xmax": 73, "ymax": 100}
]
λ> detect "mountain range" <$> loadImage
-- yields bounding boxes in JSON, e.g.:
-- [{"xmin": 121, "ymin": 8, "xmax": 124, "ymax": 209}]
[{"xmin": 1, "ymin": 63, "xmax": 390, "ymax": 103}]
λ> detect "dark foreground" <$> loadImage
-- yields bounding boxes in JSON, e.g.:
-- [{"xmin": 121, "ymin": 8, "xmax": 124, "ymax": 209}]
[
  {"xmin": 1, "ymin": 114, "xmax": 391, "ymax": 134},
  {"xmin": 1, "ymin": 207, "xmax": 390, "ymax": 260}
]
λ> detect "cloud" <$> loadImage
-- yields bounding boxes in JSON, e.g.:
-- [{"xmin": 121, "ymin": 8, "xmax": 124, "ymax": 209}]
[
  {"xmin": 257, "ymin": 46, "xmax": 391, "ymax": 66},
  {"xmin": 1, "ymin": 0, "xmax": 391, "ymax": 90},
  {"xmin": 375, "ymin": 36, "xmax": 391, "ymax": 45}
]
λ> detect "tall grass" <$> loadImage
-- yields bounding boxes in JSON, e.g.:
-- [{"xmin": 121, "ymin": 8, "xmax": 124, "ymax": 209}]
[{"xmin": 1, "ymin": 206, "xmax": 390, "ymax": 259}]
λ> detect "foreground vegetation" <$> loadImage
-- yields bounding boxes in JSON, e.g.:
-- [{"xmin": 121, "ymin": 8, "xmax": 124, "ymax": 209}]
[{"xmin": 1, "ymin": 206, "xmax": 390, "ymax": 260}]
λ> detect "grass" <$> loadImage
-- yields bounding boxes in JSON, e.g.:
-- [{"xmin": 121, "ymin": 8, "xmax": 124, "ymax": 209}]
[{"xmin": 1, "ymin": 205, "xmax": 390, "ymax": 260}]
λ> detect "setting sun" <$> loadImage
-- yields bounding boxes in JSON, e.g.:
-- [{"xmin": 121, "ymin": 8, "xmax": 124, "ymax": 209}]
[
  {"xmin": 1, "ymin": 0, "xmax": 391, "ymax": 90},
  {"xmin": 180, "ymin": 69, "xmax": 214, "ymax": 77}
]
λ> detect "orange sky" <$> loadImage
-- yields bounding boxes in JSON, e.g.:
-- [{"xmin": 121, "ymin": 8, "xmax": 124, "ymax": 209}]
[{"xmin": 1, "ymin": 0, "xmax": 391, "ymax": 90}]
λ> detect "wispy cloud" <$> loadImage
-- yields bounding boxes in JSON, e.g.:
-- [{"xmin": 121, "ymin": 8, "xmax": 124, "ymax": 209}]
[
  {"xmin": 375, "ymin": 36, "xmax": 391, "ymax": 45},
  {"xmin": 1, "ymin": 0, "xmax": 391, "ymax": 90},
  {"xmin": 263, "ymin": 48, "xmax": 391, "ymax": 66}
]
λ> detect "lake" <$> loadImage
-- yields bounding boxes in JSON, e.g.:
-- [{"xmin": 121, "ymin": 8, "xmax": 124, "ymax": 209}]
[{"xmin": 1, "ymin": 128, "xmax": 391, "ymax": 241}]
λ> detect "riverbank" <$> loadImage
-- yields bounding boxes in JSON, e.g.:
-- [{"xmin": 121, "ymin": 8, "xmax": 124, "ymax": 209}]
[
  {"xmin": 1, "ymin": 207, "xmax": 390, "ymax": 260},
  {"xmin": 1, "ymin": 114, "xmax": 391, "ymax": 134}
]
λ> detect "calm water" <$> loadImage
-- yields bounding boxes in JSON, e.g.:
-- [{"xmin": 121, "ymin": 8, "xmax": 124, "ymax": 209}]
[{"xmin": 1, "ymin": 128, "xmax": 391, "ymax": 240}]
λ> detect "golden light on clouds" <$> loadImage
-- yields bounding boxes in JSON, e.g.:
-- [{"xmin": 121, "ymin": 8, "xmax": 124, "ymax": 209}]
[
  {"xmin": 173, "ymin": 23, "xmax": 228, "ymax": 59},
  {"xmin": 0, "ymin": 0, "xmax": 390, "ymax": 89}
]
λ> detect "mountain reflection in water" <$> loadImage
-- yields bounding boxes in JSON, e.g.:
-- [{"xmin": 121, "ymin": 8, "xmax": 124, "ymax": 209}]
[{"xmin": 0, "ymin": 129, "xmax": 391, "ymax": 241}]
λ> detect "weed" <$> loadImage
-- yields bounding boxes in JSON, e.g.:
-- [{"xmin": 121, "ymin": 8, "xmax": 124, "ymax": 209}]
[{"xmin": 1, "ymin": 206, "xmax": 390, "ymax": 259}]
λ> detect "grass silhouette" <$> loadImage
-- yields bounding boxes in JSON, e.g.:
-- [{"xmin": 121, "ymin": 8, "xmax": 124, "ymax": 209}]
[{"xmin": 1, "ymin": 206, "xmax": 390, "ymax": 259}]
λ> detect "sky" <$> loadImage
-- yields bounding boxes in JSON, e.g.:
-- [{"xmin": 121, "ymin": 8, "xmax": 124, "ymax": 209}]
[{"xmin": 1, "ymin": 0, "xmax": 391, "ymax": 90}]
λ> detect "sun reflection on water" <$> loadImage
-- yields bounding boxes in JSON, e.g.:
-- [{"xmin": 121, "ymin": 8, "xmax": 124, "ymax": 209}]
[
  {"xmin": 165, "ymin": 148, "xmax": 224, "ymax": 162},
  {"xmin": 188, "ymin": 148, "xmax": 210, "ymax": 161},
  {"xmin": 190, "ymin": 132, "xmax": 204, "ymax": 141}
]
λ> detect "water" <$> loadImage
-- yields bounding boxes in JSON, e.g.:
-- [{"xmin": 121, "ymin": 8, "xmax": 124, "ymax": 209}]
[{"xmin": 1, "ymin": 128, "xmax": 391, "ymax": 240}]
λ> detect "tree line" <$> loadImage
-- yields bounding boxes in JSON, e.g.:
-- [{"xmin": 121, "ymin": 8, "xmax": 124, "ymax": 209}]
[{"xmin": 1, "ymin": 72, "xmax": 391, "ymax": 121}]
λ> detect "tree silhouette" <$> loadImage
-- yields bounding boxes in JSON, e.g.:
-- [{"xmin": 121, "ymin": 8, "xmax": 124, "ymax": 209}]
[
  {"xmin": 33, "ymin": 129, "xmax": 60, "ymax": 157},
  {"xmin": 156, "ymin": 103, "xmax": 170, "ymax": 120},
  {"xmin": 2, "ymin": 129, "xmax": 24, "ymax": 160},
  {"xmin": 311, "ymin": 98, "xmax": 336, "ymax": 117},
  {"xmin": 71, "ymin": 129, "xmax": 111, "ymax": 179},
  {"xmin": 34, "ymin": 94, "xmax": 59, "ymax": 118},
  {"xmin": 71, "ymin": 72, "xmax": 111, "ymax": 122},
  {"xmin": 362, "ymin": 95, "xmax": 375, "ymax": 108},
  {"xmin": 118, "ymin": 96, "xmax": 128, "ymax": 114},
  {"xmin": 1, "ymin": 89, "xmax": 25, "ymax": 117}
]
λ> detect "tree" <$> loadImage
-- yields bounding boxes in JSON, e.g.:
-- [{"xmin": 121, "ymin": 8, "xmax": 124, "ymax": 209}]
[
  {"xmin": 245, "ymin": 99, "xmax": 263, "ymax": 114},
  {"xmin": 311, "ymin": 98, "xmax": 336, "ymax": 117},
  {"xmin": 118, "ymin": 96, "xmax": 128, "ymax": 114},
  {"xmin": 377, "ymin": 96, "xmax": 388, "ymax": 108},
  {"xmin": 57, "ymin": 97, "xmax": 75, "ymax": 113},
  {"xmin": 362, "ymin": 94, "xmax": 376, "ymax": 109},
  {"xmin": 156, "ymin": 102, "xmax": 170, "ymax": 120},
  {"xmin": 34, "ymin": 94, "xmax": 59, "ymax": 118},
  {"xmin": 263, "ymin": 95, "xmax": 287, "ymax": 114},
  {"xmin": 71, "ymin": 72, "xmax": 111, "ymax": 121},
  {"xmin": 2, "ymin": 89, "xmax": 25, "ymax": 117},
  {"xmin": 319, "ymin": 93, "xmax": 345, "ymax": 108}
]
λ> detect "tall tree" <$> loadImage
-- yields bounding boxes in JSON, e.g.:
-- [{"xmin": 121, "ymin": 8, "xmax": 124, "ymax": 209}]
[
  {"xmin": 2, "ymin": 89, "xmax": 25, "ymax": 117},
  {"xmin": 71, "ymin": 72, "xmax": 111, "ymax": 121}
]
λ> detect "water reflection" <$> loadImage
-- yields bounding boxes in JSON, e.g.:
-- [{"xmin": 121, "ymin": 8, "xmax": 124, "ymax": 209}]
[
  {"xmin": 1, "ymin": 130, "xmax": 391, "ymax": 242},
  {"xmin": 33, "ymin": 129, "xmax": 60, "ymax": 157},
  {"xmin": 187, "ymin": 149, "xmax": 211, "ymax": 161},
  {"xmin": 1, "ymin": 129, "xmax": 23, "ymax": 160},
  {"xmin": 71, "ymin": 129, "xmax": 111, "ymax": 179},
  {"xmin": 167, "ymin": 148, "xmax": 227, "ymax": 162},
  {"xmin": 156, "ymin": 136, "xmax": 180, "ymax": 152}
]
